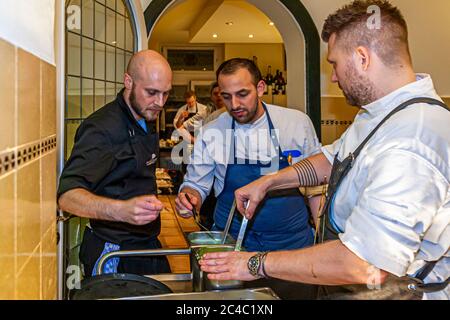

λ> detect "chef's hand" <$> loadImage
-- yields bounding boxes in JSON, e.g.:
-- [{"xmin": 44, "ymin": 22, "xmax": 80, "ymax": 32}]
[
  {"xmin": 118, "ymin": 195, "xmax": 163, "ymax": 225},
  {"xmin": 199, "ymin": 251, "xmax": 259, "ymax": 281},
  {"xmin": 235, "ymin": 177, "xmax": 269, "ymax": 219},
  {"xmin": 181, "ymin": 111, "xmax": 190, "ymax": 119},
  {"xmin": 175, "ymin": 188, "xmax": 201, "ymax": 218}
]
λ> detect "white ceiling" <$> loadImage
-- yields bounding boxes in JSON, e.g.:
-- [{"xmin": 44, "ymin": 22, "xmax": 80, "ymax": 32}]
[{"xmin": 149, "ymin": 0, "xmax": 283, "ymax": 44}]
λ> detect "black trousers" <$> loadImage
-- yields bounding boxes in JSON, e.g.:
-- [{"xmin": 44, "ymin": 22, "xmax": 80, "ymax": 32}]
[
  {"xmin": 80, "ymin": 227, "xmax": 171, "ymax": 277},
  {"xmin": 199, "ymin": 190, "xmax": 216, "ymax": 230}
]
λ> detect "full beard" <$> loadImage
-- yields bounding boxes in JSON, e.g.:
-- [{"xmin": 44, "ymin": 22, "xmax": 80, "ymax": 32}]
[
  {"xmin": 129, "ymin": 86, "xmax": 159, "ymax": 121},
  {"xmin": 342, "ymin": 62, "xmax": 377, "ymax": 107},
  {"xmin": 129, "ymin": 86, "xmax": 147, "ymax": 120},
  {"xmin": 231, "ymin": 100, "xmax": 259, "ymax": 124}
]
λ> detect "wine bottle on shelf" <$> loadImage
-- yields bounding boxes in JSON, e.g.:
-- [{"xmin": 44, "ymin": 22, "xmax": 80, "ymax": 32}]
[
  {"xmin": 276, "ymin": 71, "xmax": 286, "ymax": 95},
  {"xmin": 265, "ymin": 66, "xmax": 273, "ymax": 85},
  {"xmin": 271, "ymin": 70, "xmax": 279, "ymax": 95}
]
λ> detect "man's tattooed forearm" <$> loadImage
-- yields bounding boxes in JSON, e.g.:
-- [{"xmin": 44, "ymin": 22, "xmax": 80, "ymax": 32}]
[{"xmin": 292, "ymin": 159, "xmax": 319, "ymax": 186}]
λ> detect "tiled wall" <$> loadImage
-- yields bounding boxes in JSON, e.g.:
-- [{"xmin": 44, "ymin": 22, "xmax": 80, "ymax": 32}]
[
  {"xmin": 0, "ymin": 38, "xmax": 57, "ymax": 300},
  {"xmin": 320, "ymin": 96, "xmax": 360, "ymax": 145},
  {"xmin": 443, "ymin": 98, "xmax": 450, "ymax": 109},
  {"xmin": 320, "ymin": 96, "xmax": 450, "ymax": 146}
]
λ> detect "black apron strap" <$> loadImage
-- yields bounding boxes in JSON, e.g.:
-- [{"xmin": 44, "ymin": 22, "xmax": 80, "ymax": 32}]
[
  {"xmin": 415, "ymin": 260, "xmax": 438, "ymax": 280},
  {"xmin": 352, "ymin": 97, "xmax": 448, "ymax": 159},
  {"xmin": 408, "ymin": 261, "xmax": 449, "ymax": 294}
]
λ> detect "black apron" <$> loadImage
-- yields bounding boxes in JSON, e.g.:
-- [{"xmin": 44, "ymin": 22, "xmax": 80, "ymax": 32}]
[
  {"xmin": 212, "ymin": 103, "xmax": 313, "ymax": 251},
  {"xmin": 317, "ymin": 97, "xmax": 450, "ymax": 299},
  {"xmin": 90, "ymin": 99, "xmax": 161, "ymax": 242},
  {"xmin": 80, "ymin": 91, "xmax": 170, "ymax": 276},
  {"xmin": 180, "ymin": 104, "xmax": 198, "ymax": 172}
]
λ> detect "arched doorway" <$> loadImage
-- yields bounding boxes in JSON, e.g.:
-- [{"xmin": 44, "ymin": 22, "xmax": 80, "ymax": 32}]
[{"xmin": 144, "ymin": 0, "xmax": 321, "ymax": 140}]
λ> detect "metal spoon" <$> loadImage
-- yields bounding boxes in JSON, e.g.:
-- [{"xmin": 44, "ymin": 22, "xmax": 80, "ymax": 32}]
[
  {"xmin": 234, "ymin": 201, "xmax": 251, "ymax": 251},
  {"xmin": 185, "ymin": 194, "xmax": 215, "ymax": 240}
]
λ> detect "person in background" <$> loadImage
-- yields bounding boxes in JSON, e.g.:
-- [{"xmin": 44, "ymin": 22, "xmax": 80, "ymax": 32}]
[
  {"xmin": 173, "ymin": 90, "xmax": 209, "ymax": 144},
  {"xmin": 200, "ymin": 0, "xmax": 450, "ymax": 300},
  {"xmin": 204, "ymin": 82, "xmax": 227, "ymax": 125},
  {"xmin": 58, "ymin": 50, "xmax": 172, "ymax": 277},
  {"xmin": 199, "ymin": 81, "xmax": 227, "ymax": 229}
]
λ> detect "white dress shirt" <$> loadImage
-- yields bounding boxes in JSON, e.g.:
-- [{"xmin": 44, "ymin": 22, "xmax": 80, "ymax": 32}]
[
  {"xmin": 322, "ymin": 74, "xmax": 450, "ymax": 299},
  {"xmin": 180, "ymin": 104, "xmax": 321, "ymax": 202}
]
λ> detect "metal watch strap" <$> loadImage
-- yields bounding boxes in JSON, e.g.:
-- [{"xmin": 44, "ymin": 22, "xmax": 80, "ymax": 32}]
[{"xmin": 259, "ymin": 252, "xmax": 270, "ymax": 278}]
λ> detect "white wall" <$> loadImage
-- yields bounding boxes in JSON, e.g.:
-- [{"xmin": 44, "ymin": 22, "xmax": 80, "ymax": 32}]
[
  {"xmin": 141, "ymin": 0, "xmax": 153, "ymax": 11},
  {"xmin": 0, "ymin": 0, "xmax": 55, "ymax": 65},
  {"xmin": 302, "ymin": 0, "xmax": 450, "ymax": 97},
  {"xmin": 130, "ymin": 0, "xmax": 149, "ymax": 50},
  {"xmin": 224, "ymin": 43, "xmax": 285, "ymax": 75},
  {"xmin": 246, "ymin": 0, "xmax": 306, "ymax": 111}
]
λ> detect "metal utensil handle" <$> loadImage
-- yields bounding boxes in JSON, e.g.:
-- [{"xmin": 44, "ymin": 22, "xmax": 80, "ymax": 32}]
[
  {"xmin": 184, "ymin": 194, "xmax": 198, "ymax": 221},
  {"xmin": 221, "ymin": 199, "xmax": 236, "ymax": 244},
  {"xmin": 185, "ymin": 193, "xmax": 213, "ymax": 233},
  {"xmin": 234, "ymin": 201, "xmax": 250, "ymax": 251},
  {"xmin": 234, "ymin": 217, "xmax": 248, "ymax": 252}
]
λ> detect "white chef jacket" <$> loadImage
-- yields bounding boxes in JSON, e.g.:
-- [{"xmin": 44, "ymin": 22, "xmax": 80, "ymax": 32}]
[
  {"xmin": 180, "ymin": 104, "xmax": 321, "ymax": 203},
  {"xmin": 322, "ymin": 74, "xmax": 450, "ymax": 299},
  {"xmin": 204, "ymin": 107, "xmax": 226, "ymax": 125},
  {"xmin": 173, "ymin": 102, "xmax": 209, "ymax": 133}
]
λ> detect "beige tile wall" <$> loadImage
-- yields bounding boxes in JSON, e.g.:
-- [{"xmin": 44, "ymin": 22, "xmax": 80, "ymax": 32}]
[
  {"xmin": 320, "ymin": 96, "xmax": 360, "ymax": 145},
  {"xmin": 0, "ymin": 40, "xmax": 15, "ymax": 152},
  {"xmin": 0, "ymin": 38, "xmax": 57, "ymax": 300},
  {"xmin": 320, "ymin": 96, "xmax": 450, "ymax": 146}
]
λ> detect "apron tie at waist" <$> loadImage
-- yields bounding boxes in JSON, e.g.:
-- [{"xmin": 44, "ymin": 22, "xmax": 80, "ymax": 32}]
[{"xmin": 92, "ymin": 242, "xmax": 121, "ymax": 276}]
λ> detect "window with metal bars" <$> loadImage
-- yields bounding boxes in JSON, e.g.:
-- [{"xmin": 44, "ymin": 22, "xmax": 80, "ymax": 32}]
[{"xmin": 65, "ymin": 0, "xmax": 135, "ymax": 159}]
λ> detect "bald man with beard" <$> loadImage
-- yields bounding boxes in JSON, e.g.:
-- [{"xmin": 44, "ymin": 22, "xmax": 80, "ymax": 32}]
[{"xmin": 58, "ymin": 50, "xmax": 173, "ymax": 277}]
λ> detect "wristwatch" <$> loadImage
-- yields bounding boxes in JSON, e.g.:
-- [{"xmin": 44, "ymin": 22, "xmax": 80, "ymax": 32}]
[{"xmin": 247, "ymin": 252, "xmax": 268, "ymax": 278}]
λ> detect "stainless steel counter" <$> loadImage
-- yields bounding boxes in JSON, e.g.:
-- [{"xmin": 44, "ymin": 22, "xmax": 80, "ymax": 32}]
[
  {"xmin": 115, "ymin": 273, "xmax": 279, "ymax": 300},
  {"xmin": 147, "ymin": 273, "xmax": 193, "ymax": 293},
  {"xmin": 94, "ymin": 246, "xmax": 280, "ymax": 300},
  {"xmin": 118, "ymin": 286, "xmax": 279, "ymax": 300}
]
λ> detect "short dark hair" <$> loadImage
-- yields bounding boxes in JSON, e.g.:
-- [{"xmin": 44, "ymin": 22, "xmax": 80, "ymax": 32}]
[
  {"xmin": 322, "ymin": 0, "xmax": 411, "ymax": 66},
  {"xmin": 210, "ymin": 81, "xmax": 219, "ymax": 94},
  {"xmin": 216, "ymin": 58, "xmax": 262, "ymax": 86},
  {"xmin": 184, "ymin": 90, "xmax": 196, "ymax": 100}
]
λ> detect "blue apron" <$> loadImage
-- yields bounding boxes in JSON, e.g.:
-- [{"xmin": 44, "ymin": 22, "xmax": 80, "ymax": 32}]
[{"xmin": 212, "ymin": 103, "xmax": 313, "ymax": 251}]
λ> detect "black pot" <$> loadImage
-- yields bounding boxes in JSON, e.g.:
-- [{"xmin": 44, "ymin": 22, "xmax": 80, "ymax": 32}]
[{"xmin": 69, "ymin": 273, "xmax": 172, "ymax": 300}]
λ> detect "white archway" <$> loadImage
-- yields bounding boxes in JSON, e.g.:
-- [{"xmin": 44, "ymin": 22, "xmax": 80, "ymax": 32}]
[{"xmin": 146, "ymin": 0, "xmax": 307, "ymax": 112}]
